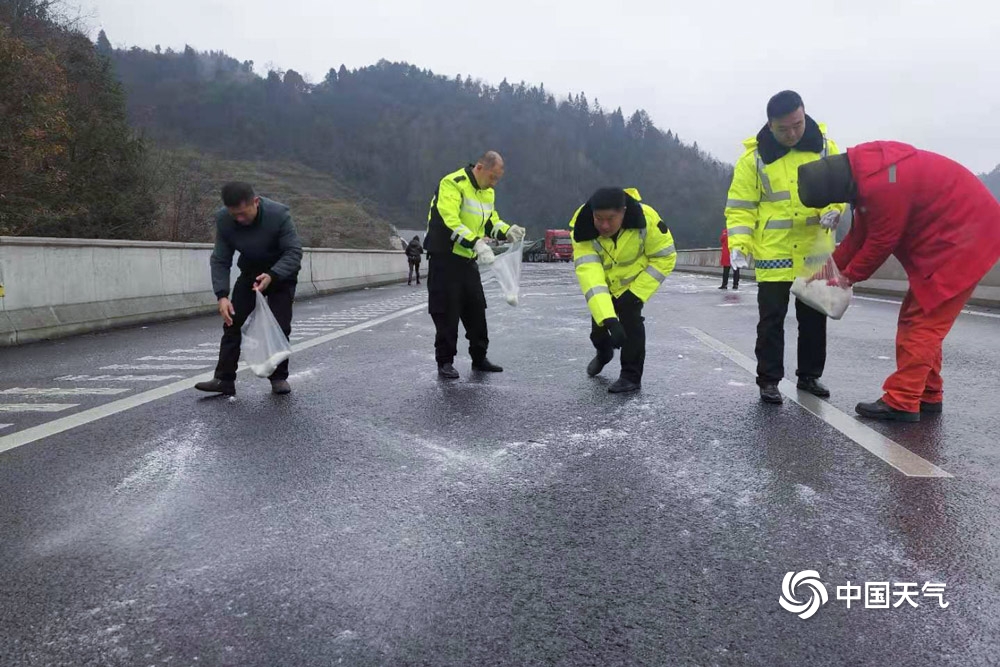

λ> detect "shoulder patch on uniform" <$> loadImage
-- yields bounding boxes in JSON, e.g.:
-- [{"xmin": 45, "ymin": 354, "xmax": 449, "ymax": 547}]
[
  {"xmin": 657, "ymin": 221, "xmax": 669, "ymax": 234},
  {"xmin": 453, "ymin": 175, "xmax": 467, "ymax": 183}
]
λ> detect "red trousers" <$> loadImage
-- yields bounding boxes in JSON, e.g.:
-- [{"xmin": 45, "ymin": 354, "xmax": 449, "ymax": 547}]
[{"xmin": 882, "ymin": 284, "xmax": 977, "ymax": 412}]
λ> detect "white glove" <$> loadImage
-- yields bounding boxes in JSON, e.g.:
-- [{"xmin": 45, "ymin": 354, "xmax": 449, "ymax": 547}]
[
  {"xmin": 819, "ymin": 210, "xmax": 841, "ymax": 230},
  {"xmin": 474, "ymin": 238, "xmax": 495, "ymax": 265},
  {"xmin": 505, "ymin": 225, "xmax": 526, "ymax": 243},
  {"xmin": 731, "ymin": 249, "xmax": 751, "ymax": 269}
]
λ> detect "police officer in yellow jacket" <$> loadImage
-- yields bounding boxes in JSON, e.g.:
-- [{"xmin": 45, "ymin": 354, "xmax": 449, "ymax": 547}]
[
  {"xmin": 725, "ymin": 91, "xmax": 846, "ymax": 404},
  {"xmin": 571, "ymin": 187, "xmax": 677, "ymax": 393},
  {"xmin": 424, "ymin": 151, "xmax": 526, "ymax": 379}
]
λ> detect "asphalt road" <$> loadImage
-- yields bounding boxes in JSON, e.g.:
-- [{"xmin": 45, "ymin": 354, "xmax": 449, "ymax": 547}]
[{"xmin": 2, "ymin": 264, "xmax": 998, "ymax": 666}]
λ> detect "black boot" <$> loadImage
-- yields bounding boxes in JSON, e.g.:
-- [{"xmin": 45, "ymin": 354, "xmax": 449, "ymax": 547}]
[
  {"xmin": 438, "ymin": 363, "xmax": 459, "ymax": 380},
  {"xmin": 194, "ymin": 378, "xmax": 235, "ymax": 396},
  {"xmin": 760, "ymin": 384, "xmax": 783, "ymax": 404},
  {"xmin": 856, "ymin": 399, "xmax": 919, "ymax": 422},
  {"xmin": 920, "ymin": 400, "xmax": 943, "ymax": 414},
  {"xmin": 796, "ymin": 378, "xmax": 831, "ymax": 398},
  {"xmin": 586, "ymin": 350, "xmax": 614, "ymax": 377},
  {"xmin": 608, "ymin": 377, "xmax": 641, "ymax": 393},
  {"xmin": 271, "ymin": 379, "xmax": 291, "ymax": 395},
  {"xmin": 471, "ymin": 358, "xmax": 503, "ymax": 372}
]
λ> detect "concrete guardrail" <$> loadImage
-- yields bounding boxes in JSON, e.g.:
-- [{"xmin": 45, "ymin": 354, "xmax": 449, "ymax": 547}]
[
  {"xmin": 674, "ymin": 248, "xmax": 1000, "ymax": 308},
  {"xmin": 0, "ymin": 236, "xmax": 410, "ymax": 346}
]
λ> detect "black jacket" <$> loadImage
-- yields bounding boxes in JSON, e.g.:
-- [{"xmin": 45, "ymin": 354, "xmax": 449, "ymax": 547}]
[
  {"xmin": 210, "ymin": 197, "xmax": 303, "ymax": 298},
  {"xmin": 405, "ymin": 238, "xmax": 424, "ymax": 261}
]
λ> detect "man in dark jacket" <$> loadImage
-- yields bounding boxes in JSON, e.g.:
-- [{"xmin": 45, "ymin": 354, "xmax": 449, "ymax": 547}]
[
  {"xmin": 195, "ymin": 182, "xmax": 303, "ymax": 396},
  {"xmin": 405, "ymin": 235, "xmax": 423, "ymax": 285}
]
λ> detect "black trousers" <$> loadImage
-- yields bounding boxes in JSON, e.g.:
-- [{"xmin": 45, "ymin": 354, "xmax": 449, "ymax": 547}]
[
  {"xmin": 755, "ymin": 281, "xmax": 826, "ymax": 387},
  {"xmin": 427, "ymin": 254, "xmax": 488, "ymax": 365},
  {"xmin": 590, "ymin": 295, "xmax": 646, "ymax": 383},
  {"xmin": 408, "ymin": 259, "xmax": 421, "ymax": 283},
  {"xmin": 722, "ymin": 266, "xmax": 740, "ymax": 287},
  {"xmin": 215, "ymin": 273, "xmax": 295, "ymax": 382}
]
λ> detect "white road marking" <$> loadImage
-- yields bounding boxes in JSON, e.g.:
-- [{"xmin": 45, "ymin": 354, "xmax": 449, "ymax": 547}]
[
  {"xmin": 0, "ymin": 387, "xmax": 131, "ymax": 397},
  {"xmin": 55, "ymin": 375, "xmax": 183, "ymax": 382},
  {"xmin": 854, "ymin": 295, "xmax": 1000, "ymax": 319},
  {"xmin": 0, "ymin": 304, "xmax": 426, "ymax": 455},
  {"xmin": 101, "ymin": 364, "xmax": 212, "ymax": 371},
  {"xmin": 136, "ymin": 356, "xmax": 218, "ymax": 362},
  {"xmin": 0, "ymin": 424, "xmax": 12, "ymax": 430},
  {"xmin": 681, "ymin": 326, "xmax": 953, "ymax": 479},
  {"xmin": 0, "ymin": 404, "xmax": 78, "ymax": 413}
]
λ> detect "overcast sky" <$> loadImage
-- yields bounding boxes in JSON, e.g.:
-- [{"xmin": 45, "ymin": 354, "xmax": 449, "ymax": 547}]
[{"xmin": 87, "ymin": 0, "xmax": 1000, "ymax": 173}]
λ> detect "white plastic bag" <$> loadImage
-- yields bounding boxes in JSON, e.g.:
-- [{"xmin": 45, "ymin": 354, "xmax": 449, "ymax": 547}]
[
  {"xmin": 488, "ymin": 239, "xmax": 524, "ymax": 306},
  {"xmin": 791, "ymin": 256, "xmax": 853, "ymax": 320},
  {"xmin": 241, "ymin": 290, "xmax": 292, "ymax": 377}
]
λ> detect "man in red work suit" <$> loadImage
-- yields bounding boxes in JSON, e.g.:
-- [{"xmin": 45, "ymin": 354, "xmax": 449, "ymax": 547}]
[
  {"xmin": 798, "ymin": 141, "xmax": 1000, "ymax": 422},
  {"xmin": 719, "ymin": 228, "xmax": 739, "ymax": 290}
]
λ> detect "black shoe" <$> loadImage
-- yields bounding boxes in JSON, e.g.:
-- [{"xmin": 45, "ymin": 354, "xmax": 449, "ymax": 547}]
[
  {"xmin": 796, "ymin": 378, "xmax": 831, "ymax": 398},
  {"xmin": 920, "ymin": 400, "xmax": 943, "ymax": 414},
  {"xmin": 194, "ymin": 378, "xmax": 235, "ymax": 396},
  {"xmin": 718, "ymin": 284, "xmax": 728, "ymax": 290},
  {"xmin": 733, "ymin": 285, "xmax": 739, "ymax": 290},
  {"xmin": 271, "ymin": 379, "xmax": 291, "ymax": 395},
  {"xmin": 608, "ymin": 377, "xmax": 641, "ymax": 393},
  {"xmin": 438, "ymin": 363, "xmax": 459, "ymax": 379},
  {"xmin": 856, "ymin": 398, "xmax": 919, "ymax": 422},
  {"xmin": 760, "ymin": 384, "xmax": 783, "ymax": 404},
  {"xmin": 586, "ymin": 351, "xmax": 614, "ymax": 377},
  {"xmin": 471, "ymin": 358, "xmax": 503, "ymax": 372},
  {"xmin": 407, "ymin": 281, "xmax": 412, "ymax": 285}
]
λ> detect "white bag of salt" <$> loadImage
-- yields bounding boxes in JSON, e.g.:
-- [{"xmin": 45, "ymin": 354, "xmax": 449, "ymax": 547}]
[
  {"xmin": 241, "ymin": 290, "xmax": 292, "ymax": 377},
  {"xmin": 791, "ymin": 256, "xmax": 853, "ymax": 320},
  {"xmin": 488, "ymin": 239, "xmax": 524, "ymax": 306}
]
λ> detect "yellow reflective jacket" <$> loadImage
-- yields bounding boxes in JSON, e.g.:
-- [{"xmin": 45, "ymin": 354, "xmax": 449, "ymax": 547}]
[
  {"xmin": 424, "ymin": 165, "xmax": 511, "ymax": 259},
  {"xmin": 570, "ymin": 189, "xmax": 677, "ymax": 324},
  {"xmin": 724, "ymin": 117, "xmax": 846, "ymax": 282}
]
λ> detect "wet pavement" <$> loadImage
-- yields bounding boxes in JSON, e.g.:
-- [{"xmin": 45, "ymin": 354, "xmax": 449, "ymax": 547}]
[{"xmin": 1, "ymin": 264, "xmax": 999, "ymax": 666}]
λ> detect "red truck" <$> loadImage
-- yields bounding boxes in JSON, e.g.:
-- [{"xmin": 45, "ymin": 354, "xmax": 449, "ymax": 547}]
[
  {"xmin": 522, "ymin": 229, "xmax": 573, "ymax": 262},
  {"xmin": 544, "ymin": 229, "xmax": 573, "ymax": 262}
]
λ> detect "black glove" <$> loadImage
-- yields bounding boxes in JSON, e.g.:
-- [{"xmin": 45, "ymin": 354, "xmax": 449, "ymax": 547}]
[
  {"xmin": 616, "ymin": 290, "xmax": 643, "ymax": 310},
  {"xmin": 604, "ymin": 317, "xmax": 627, "ymax": 349}
]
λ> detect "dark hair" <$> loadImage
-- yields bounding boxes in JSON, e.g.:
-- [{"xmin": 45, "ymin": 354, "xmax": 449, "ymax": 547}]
[
  {"xmin": 221, "ymin": 182, "xmax": 256, "ymax": 207},
  {"xmin": 766, "ymin": 90, "xmax": 804, "ymax": 120},
  {"xmin": 589, "ymin": 187, "xmax": 627, "ymax": 211},
  {"xmin": 412, "ymin": 235, "xmax": 420, "ymax": 241}
]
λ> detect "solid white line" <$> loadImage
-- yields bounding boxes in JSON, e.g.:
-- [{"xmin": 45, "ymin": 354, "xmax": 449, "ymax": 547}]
[
  {"xmin": 100, "ymin": 364, "xmax": 212, "ymax": 371},
  {"xmin": 55, "ymin": 374, "xmax": 183, "ymax": 382},
  {"xmin": 681, "ymin": 326, "xmax": 953, "ymax": 479},
  {"xmin": 0, "ymin": 404, "xmax": 78, "ymax": 413},
  {"xmin": 0, "ymin": 388, "xmax": 130, "ymax": 397},
  {"xmin": 854, "ymin": 295, "xmax": 1000, "ymax": 319},
  {"xmin": 136, "ymin": 356, "xmax": 218, "ymax": 362},
  {"xmin": 166, "ymin": 349, "xmax": 212, "ymax": 354},
  {"xmin": 0, "ymin": 304, "xmax": 426, "ymax": 455},
  {"xmin": 0, "ymin": 424, "xmax": 12, "ymax": 430}
]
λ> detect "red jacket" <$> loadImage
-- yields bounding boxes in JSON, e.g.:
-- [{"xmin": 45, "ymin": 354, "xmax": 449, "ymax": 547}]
[
  {"xmin": 833, "ymin": 141, "xmax": 1000, "ymax": 311},
  {"xmin": 720, "ymin": 229, "xmax": 731, "ymax": 267}
]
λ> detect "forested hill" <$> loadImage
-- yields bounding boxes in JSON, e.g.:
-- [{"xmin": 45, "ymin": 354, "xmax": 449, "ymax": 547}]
[{"xmin": 110, "ymin": 47, "xmax": 734, "ymax": 246}]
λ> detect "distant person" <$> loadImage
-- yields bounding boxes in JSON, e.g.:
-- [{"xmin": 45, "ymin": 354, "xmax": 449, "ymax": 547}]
[
  {"xmin": 719, "ymin": 228, "xmax": 739, "ymax": 290},
  {"xmin": 195, "ymin": 182, "xmax": 302, "ymax": 396},
  {"xmin": 724, "ymin": 90, "xmax": 846, "ymax": 404},
  {"xmin": 570, "ymin": 187, "xmax": 677, "ymax": 393},
  {"xmin": 798, "ymin": 141, "xmax": 1000, "ymax": 422},
  {"xmin": 405, "ymin": 235, "xmax": 423, "ymax": 285},
  {"xmin": 423, "ymin": 151, "xmax": 526, "ymax": 379}
]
